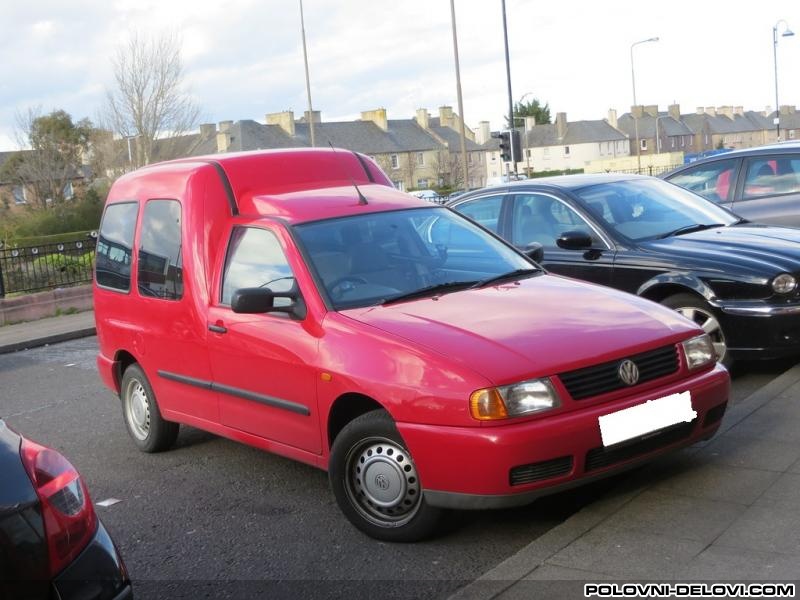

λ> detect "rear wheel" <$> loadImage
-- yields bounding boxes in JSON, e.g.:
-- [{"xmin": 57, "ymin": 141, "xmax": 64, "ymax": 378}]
[
  {"xmin": 662, "ymin": 293, "xmax": 731, "ymax": 367},
  {"xmin": 120, "ymin": 364, "xmax": 179, "ymax": 453},
  {"xmin": 329, "ymin": 410, "xmax": 443, "ymax": 542}
]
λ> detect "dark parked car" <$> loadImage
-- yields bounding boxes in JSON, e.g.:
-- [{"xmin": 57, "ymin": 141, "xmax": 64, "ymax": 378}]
[
  {"xmin": 448, "ymin": 173, "xmax": 800, "ymax": 365},
  {"xmin": 662, "ymin": 142, "xmax": 800, "ymax": 226},
  {"xmin": 0, "ymin": 419, "xmax": 131, "ymax": 600}
]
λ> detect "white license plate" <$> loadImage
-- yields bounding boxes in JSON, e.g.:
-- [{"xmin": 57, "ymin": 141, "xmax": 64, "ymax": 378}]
[{"xmin": 598, "ymin": 391, "xmax": 696, "ymax": 448}]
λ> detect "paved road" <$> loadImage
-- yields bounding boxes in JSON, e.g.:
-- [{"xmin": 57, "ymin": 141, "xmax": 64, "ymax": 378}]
[{"xmin": 0, "ymin": 338, "xmax": 792, "ymax": 599}]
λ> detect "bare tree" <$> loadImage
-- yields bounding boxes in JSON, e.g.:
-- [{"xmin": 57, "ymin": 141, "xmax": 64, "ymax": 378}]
[{"xmin": 102, "ymin": 31, "xmax": 200, "ymax": 168}]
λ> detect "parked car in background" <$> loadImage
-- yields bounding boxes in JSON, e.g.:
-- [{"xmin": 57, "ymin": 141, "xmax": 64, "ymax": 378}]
[
  {"xmin": 408, "ymin": 189, "xmax": 441, "ymax": 202},
  {"xmin": 449, "ymin": 173, "xmax": 800, "ymax": 366},
  {"xmin": 94, "ymin": 149, "xmax": 728, "ymax": 542},
  {"xmin": 0, "ymin": 419, "xmax": 131, "ymax": 600},
  {"xmin": 662, "ymin": 142, "xmax": 800, "ymax": 226}
]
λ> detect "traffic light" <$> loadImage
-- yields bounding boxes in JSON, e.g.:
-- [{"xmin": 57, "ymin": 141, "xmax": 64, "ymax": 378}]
[
  {"xmin": 493, "ymin": 131, "xmax": 512, "ymax": 162},
  {"xmin": 510, "ymin": 130, "xmax": 522, "ymax": 166}
]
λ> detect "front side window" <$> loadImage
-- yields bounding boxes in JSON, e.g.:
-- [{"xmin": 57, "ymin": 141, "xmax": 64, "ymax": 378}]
[
  {"xmin": 138, "ymin": 199, "xmax": 183, "ymax": 300},
  {"xmin": 96, "ymin": 202, "xmax": 138, "ymax": 292},
  {"xmin": 457, "ymin": 195, "xmax": 503, "ymax": 232},
  {"xmin": 742, "ymin": 156, "xmax": 800, "ymax": 200},
  {"xmin": 511, "ymin": 194, "xmax": 600, "ymax": 248},
  {"xmin": 222, "ymin": 227, "xmax": 294, "ymax": 306},
  {"xmin": 666, "ymin": 159, "xmax": 738, "ymax": 204}
]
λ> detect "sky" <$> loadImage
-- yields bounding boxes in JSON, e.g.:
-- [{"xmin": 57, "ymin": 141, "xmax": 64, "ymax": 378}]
[{"xmin": 1, "ymin": 0, "xmax": 799, "ymax": 151}]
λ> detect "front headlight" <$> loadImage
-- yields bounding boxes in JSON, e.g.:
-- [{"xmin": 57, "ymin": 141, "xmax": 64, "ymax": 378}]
[
  {"xmin": 470, "ymin": 378, "xmax": 560, "ymax": 421},
  {"xmin": 682, "ymin": 333, "xmax": 716, "ymax": 369},
  {"xmin": 772, "ymin": 273, "xmax": 797, "ymax": 294}
]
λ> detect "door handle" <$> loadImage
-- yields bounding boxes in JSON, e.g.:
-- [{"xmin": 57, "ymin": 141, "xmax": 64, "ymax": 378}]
[{"xmin": 208, "ymin": 323, "xmax": 227, "ymax": 334}]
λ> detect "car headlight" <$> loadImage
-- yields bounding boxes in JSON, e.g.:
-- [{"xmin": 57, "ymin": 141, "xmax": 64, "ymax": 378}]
[
  {"xmin": 470, "ymin": 378, "xmax": 560, "ymax": 421},
  {"xmin": 772, "ymin": 273, "xmax": 797, "ymax": 294},
  {"xmin": 681, "ymin": 333, "xmax": 716, "ymax": 369}
]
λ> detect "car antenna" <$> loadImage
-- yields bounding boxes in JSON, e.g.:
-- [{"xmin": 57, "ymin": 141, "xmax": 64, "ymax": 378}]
[{"xmin": 328, "ymin": 142, "xmax": 368, "ymax": 205}]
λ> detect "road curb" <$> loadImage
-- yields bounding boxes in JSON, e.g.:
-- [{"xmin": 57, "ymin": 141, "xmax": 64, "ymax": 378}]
[
  {"xmin": 449, "ymin": 362, "xmax": 800, "ymax": 600},
  {"xmin": 0, "ymin": 327, "xmax": 96, "ymax": 355}
]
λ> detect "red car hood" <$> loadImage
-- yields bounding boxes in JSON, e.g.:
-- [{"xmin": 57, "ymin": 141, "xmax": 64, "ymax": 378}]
[{"xmin": 341, "ymin": 275, "xmax": 699, "ymax": 384}]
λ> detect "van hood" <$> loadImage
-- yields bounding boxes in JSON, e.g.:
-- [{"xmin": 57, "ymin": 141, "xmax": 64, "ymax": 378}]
[{"xmin": 341, "ymin": 274, "xmax": 698, "ymax": 384}]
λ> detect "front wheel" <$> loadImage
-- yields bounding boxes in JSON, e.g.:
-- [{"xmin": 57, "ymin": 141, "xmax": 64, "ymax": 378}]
[
  {"xmin": 662, "ymin": 293, "xmax": 731, "ymax": 367},
  {"xmin": 329, "ymin": 410, "xmax": 444, "ymax": 542}
]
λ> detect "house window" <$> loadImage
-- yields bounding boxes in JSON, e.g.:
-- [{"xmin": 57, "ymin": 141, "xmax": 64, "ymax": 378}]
[
  {"xmin": 63, "ymin": 182, "xmax": 74, "ymax": 200},
  {"xmin": 704, "ymin": 134, "xmax": 709, "ymax": 145},
  {"xmin": 671, "ymin": 138, "xmax": 675, "ymax": 148},
  {"xmin": 392, "ymin": 180, "xmax": 404, "ymax": 191},
  {"xmin": 416, "ymin": 152, "xmax": 424, "ymax": 167},
  {"xmin": 681, "ymin": 137, "xmax": 685, "ymax": 147},
  {"xmin": 526, "ymin": 148, "xmax": 531, "ymax": 158},
  {"xmin": 390, "ymin": 154, "xmax": 399, "ymax": 169},
  {"xmin": 790, "ymin": 130, "xmax": 796, "ymax": 140},
  {"xmin": 417, "ymin": 178, "xmax": 429, "ymax": 188},
  {"xmin": 564, "ymin": 146, "xmax": 570, "ymax": 156},
  {"xmin": 640, "ymin": 139, "xmax": 647, "ymax": 151},
  {"xmin": 543, "ymin": 147, "xmax": 550, "ymax": 157},
  {"xmin": 468, "ymin": 153, "xmax": 473, "ymax": 164},
  {"xmin": 12, "ymin": 186, "xmax": 26, "ymax": 205}
]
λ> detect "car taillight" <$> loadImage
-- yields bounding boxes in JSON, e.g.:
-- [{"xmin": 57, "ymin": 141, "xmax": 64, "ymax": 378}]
[{"xmin": 19, "ymin": 439, "xmax": 97, "ymax": 578}]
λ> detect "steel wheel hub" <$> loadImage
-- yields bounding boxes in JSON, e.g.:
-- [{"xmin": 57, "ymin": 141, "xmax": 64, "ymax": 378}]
[
  {"xmin": 346, "ymin": 438, "xmax": 421, "ymax": 526},
  {"xmin": 126, "ymin": 380, "xmax": 151, "ymax": 440}
]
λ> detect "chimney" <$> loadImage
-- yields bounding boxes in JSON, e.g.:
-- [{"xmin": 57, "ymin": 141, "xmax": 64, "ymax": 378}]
[
  {"xmin": 524, "ymin": 116, "xmax": 536, "ymax": 131},
  {"xmin": 668, "ymin": 104, "xmax": 681, "ymax": 120},
  {"xmin": 199, "ymin": 123, "xmax": 216, "ymax": 138},
  {"xmin": 704, "ymin": 106, "xmax": 717, "ymax": 117},
  {"xmin": 266, "ymin": 111, "xmax": 295, "ymax": 136},
  {"xmin": 631, "ymin": 105, "xmax": 644, "ymax": 119},
  {"xmin": 476, "ymin": 121, "xmax": 491, "ymax": 145},
  {"xmin": 415, "ymin": 108, "xmax": 430, "ymax": 130},
  {"xmin": 556, "ymin": 112, "xmax": 567, "ymax": 139},
  {"xmin": 361, "ymin": 108, "xmax": 388, "ymax": 131},
  {"xmin": 303, "ymin": 110, "xmax": 321, "ymax": 123},
  {"xmin": 780, "ymin": 105, "xmax": 795, "ymax": 115},
  {"xmin": 734, "ymin": 106, "xmax": 744, "ymax": 116},
  {"xmin": 218, "ymin": 120, "xmax": 233, "ymax": 133},
  {"xmin": 216, "ymin": 131, "xmax": 231, "ymax": 153},
  {"xmin": 644, "ymin": 105, "xmax": 658, "ymax": 118},
  {"xmin": 607, "ymin": 109, "xmax": 618, "ymax": 129},
  {"xmin": 718, "ymin": 106, "xmax": 733, "ymax": 119},
  {"xmin": 439, "ymin": 106, "xmax": 456, "ymax": 129}
]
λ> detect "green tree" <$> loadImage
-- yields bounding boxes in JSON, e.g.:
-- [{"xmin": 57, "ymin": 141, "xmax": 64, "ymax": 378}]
[
  {"xmin": 506, "ymin": 98, "xmax": 551, "ymax": 127},
  {"xmin": 0, "ymin": 108, "xmax": 92, "ymax": 209}
]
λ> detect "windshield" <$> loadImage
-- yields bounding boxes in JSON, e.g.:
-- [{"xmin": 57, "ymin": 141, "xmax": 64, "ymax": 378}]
[
  {"xmin": 293, "ymin": 207, "xmax": 534, "ymax": 309},
  {"xmin": 573, "ymin": 179, "xmax": 739, "ymax": 241}
]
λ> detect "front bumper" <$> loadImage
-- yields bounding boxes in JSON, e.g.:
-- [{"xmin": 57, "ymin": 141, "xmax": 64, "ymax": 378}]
[
  {"xmin": 399, "ymin": 364, "xmax": 729, "ymax": 510},
  {"xmin": 715, "ymin": 299, "xmax": 800, "ymax": 358},
  {"xmin": 53, "ymin": 519, "xmax": 132, "ymax": 600}
]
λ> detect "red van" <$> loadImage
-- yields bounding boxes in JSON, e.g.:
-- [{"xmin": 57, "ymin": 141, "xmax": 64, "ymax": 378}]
[{"xmin": 94, "ymin": 148, "xmax": 729, "ymax": 541}]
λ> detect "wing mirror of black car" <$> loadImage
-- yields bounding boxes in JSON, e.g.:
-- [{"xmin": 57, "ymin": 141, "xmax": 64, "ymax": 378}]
[
  {"xmin": 231, "ymin": 286, "xmax": 307, "ymax": 319},
  {"xmin": 556, "ymin": 230, "xmax": 593, "ymax": 250},
  {"xmin": 524, "ymin": 242, "xmax": 544, "ymax": 263}
]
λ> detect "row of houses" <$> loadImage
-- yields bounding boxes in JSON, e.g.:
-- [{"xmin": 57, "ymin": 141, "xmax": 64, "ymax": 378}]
[{"xmin": 3, "ymin": 103, "xmax": 800, "ymax": 211}]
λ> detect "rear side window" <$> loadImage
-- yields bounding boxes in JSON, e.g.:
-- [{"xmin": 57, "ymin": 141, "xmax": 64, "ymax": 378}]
[
  {"xmin": 96, "ymin": 202, "xmax": 138, "ymax": 292},
  {"xmin": 138, "ymin": 200, "xmax": 183, "ymax": 300},
  {"xmin": 221, "ymin": 227, "xmax": 294, "ymax": 306},
  {"xmin": 667, "ymin": 159, "xmax": 738, "ymax": 204},
  {"xmin": 742, "ymin": 156, "xmax": 800, "ymax": 200}
]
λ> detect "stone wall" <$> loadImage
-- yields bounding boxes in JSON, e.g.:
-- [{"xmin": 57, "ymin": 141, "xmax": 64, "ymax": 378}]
[{"xmin": 0, "ymin": 285, "xmax": 93, "ymax": 326}]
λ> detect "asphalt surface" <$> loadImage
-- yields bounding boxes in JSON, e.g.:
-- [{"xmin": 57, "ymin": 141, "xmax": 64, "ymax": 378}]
[{"xmin": 0, "ymin": 337, "xmax": 792, "ymax": 599}]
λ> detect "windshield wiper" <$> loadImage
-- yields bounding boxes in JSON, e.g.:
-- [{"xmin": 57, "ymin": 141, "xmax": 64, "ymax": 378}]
[
  {"xmin": 469, "ymin": 268, "xmax": 541, "ymax": 289},
  {"xmin": 379, "ymin": 281, "xmax": 478, "ymax": 306},
  {"xmin": 659, "ymin": 223, "xmax": 726, "ymax": 239}
]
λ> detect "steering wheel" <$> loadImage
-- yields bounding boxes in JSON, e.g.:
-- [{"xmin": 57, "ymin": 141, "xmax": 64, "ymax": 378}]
[{"xmin": 328, "ymin": 276, "xmax": 368, "ymax": 299}]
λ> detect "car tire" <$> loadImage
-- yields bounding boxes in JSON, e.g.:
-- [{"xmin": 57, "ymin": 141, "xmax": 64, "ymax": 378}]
[
  {"xmin": 329, "ymin": 409, "xmax": 444, "ymax": 542},
  {"xmin": 120, "ymin": 364, "xmax": 179, "ymax": 453},
  {"xmin": 661, "ymin": 293, "xmax": 732, "ymax": 368}
]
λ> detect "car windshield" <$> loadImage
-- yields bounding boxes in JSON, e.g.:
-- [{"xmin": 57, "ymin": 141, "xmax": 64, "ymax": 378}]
[
  {"xmin": 293, "ymin": 207, "xmax": 535, "ymax": 310},
  {"xmin": 573, "ymin": 178, "xmax": 739, "ymax": 241}
]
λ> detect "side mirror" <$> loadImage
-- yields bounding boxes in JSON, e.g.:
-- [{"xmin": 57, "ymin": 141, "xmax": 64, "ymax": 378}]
[
  {"xmin": 556, "ymin": 230, "xmax": 593, "ymax": 250},
  {"xmin": 231, "ymin": 286, "xmax": 307, "ymax": 320},
  {"xmin": 524, "ymin": 242, "xmax": 544, "ymax": 263}
]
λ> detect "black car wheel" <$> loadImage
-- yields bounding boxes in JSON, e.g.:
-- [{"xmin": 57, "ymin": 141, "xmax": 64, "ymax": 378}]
[
  {"xmin": 662, "ymin": 293, "xmax": 731, "ymax": 367},
  {"xmin": 329, "ymin": 410, "xmax": 443, "ymax": 542},
  {"xmin": 120, "ymin": 364, "xmax": 179, "ymax": 453}
]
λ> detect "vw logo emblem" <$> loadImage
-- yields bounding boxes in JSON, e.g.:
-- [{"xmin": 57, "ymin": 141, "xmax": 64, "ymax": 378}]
[
  {"xmin": 374, "ymin": 474, "xmax": 390, "ymax": 490},
  {"xmin": 618, "ymin": 359, "xmax": 640, "ymax": 386}
]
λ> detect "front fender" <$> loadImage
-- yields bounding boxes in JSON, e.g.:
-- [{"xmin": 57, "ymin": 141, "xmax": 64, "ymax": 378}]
[{"xmin": 637, "ymin": 272, "xmax": 718, "ymax": 304}]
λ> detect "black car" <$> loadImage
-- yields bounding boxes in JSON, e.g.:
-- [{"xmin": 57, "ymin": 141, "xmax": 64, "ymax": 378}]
[
  {"xmin": 447, "ymin": 173, "xmax": 800, "ymax": 365},
  {"xmin": 0, "ymin": 419, "xmax": 132, "ymax": 600},
  {"xmin": 662, "ymin": 142, "xmax": 800, "ymax": 227}
]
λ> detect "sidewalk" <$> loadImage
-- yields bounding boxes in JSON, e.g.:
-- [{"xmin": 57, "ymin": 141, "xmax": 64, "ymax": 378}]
[
  {"xmin": 0, "ymin": 310, "xmax": 96, "ymax": 354},
  {"xmin": 452, "ymin": 364, "xmax": 800, "ymax": 599}
]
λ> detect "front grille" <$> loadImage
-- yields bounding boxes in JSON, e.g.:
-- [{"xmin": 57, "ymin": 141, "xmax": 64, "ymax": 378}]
[
  {"xmin": 558, "ymin": 345, "xmax": 679, "ymax": 400},
  {"xmin": 703, "ymin": 402, "xmax": 727, "ymax": 427},
  {"xmin": 584, "ymin": 421, "xmax": 695, "ymax": 472},
  {"xmin": 509, "ymin": 456, "xmax": 573, "ymax": 486}
]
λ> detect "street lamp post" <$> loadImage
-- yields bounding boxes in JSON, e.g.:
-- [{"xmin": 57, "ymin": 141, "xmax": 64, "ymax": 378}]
[
  {"xmin": 299, "ymin": 0, "xmax": 316, "ymax": 147},
  {"xmin": 517, "ymin": 92, "xmax": 534, "ymax": 176},
  {"xmin": 630, "ymin": 37, "xmax": 659, "ymax": 173},
  {"xmin": 773, "ymin": 20, "xmax": 795, "ymax": 140}
]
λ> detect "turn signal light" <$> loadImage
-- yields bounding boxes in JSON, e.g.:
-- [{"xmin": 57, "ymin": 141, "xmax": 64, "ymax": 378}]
[{"xmin": 470, "ymin": 388, "xmax": 508, "ymax": 420}]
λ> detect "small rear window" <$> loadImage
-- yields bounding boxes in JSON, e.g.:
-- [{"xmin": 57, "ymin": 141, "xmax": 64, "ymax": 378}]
[
  {"xmin": 138, "ymin": 199, "xmax": 183, "ymax": 300},
  {"xmin": 96, "ymin": 202, "xmax": 138, "ymax": 292}
]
